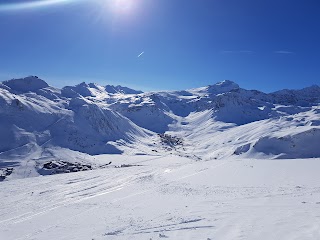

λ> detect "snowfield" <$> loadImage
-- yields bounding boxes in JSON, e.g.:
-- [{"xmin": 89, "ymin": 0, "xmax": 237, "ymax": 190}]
[
  {"xmin": 1, "ymin": 156, "xmax": 320, "ymax": 240},
  {"xmin": 0, "ymin": 76, "xmax": 320, "ymax": 239}
]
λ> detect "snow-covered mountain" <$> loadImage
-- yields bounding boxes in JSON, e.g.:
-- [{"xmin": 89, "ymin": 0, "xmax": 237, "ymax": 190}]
[
  {"xmin": 1, "ymin": 76, "xmax": 320, "ymax": 240},
  {"xmin": 61, "ymin": 82, "xmax": 143, "ymax": 98},
  {"xmin": 0, "ymin": 76, "xmax": 319, "ymax": 180}
]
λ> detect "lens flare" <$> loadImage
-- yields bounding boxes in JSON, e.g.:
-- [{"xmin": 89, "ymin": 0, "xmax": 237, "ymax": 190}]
[{"xmin": 0, "ymin": 0, "xmax": 78, "ymax": 11}]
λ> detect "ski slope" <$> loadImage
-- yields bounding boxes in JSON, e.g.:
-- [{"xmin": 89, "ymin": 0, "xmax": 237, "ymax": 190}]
[{"xmin": 1, "ymin": 155, "xmax": 320, "ymax": 239}]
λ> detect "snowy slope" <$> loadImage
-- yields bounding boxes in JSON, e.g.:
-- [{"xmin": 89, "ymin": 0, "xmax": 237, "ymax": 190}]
[
  {"xmin": 166, "ymin": 106, "xmax": 320, "ymax": 160},
  {"xmin": 0, "ymin": 77, "xmax": 152, "ymax": 179},
  {"xmin": 1, "ymin": 155, "xmax": 320, "ymax": 240}
]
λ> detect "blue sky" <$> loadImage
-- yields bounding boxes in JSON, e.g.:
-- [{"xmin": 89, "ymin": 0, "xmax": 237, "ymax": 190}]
[{"xmin": 0, "ymin": 0, "xmax": 319, "ymax": 92}]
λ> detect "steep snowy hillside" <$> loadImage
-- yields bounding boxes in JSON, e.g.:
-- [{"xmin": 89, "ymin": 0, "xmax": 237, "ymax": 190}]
[
  {"xmin": 0, "ymin": 77, "xmax": 152, "ymax": 180},
  {"xmin": 0, "ymin": 76, "xmax": 319, "ymax": 181}
]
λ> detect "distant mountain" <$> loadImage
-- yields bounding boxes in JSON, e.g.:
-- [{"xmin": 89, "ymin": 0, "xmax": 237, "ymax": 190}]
[
  {"xmin": 105, "ymin": 85, "xmax": 143, "ymax": 94},
  {"xmin": 1, "ymin": 76, "xmax": 49, "ymax": 93},
  {"xmin": 0, "ymin": 76, "xmax": 319, "ymax": 180},
  {"xmin": 61, "ymin": 82, "xmax": 143, "ymax": 98},
  {"xmin": 271, "ymin": 85, "xmax": 320, "ymax": 106}
]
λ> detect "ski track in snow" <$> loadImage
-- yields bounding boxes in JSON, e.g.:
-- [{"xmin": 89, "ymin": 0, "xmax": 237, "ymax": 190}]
[
  {"xmin": 1, "ymin": 159, "xmax": 226, "ymax": 229},
  {"xmin": 1, "ymin": 157, "xmax": 320, "ymax": 240}
]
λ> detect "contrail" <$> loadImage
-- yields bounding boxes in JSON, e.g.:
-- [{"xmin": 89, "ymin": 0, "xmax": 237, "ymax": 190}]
[
  {"xmin": 0, "ymin": 0, "xmax": 79, "ymax": 11},
  {"xmin": 137, "ymin": 51, "xmax": 144, "ymax": 58}
]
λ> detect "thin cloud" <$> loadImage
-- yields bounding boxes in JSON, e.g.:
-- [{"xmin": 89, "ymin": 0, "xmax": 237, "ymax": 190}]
[
  {"xmin": 137, "ymin": 51, "xmax": 144, "ymax": 58},
  {"xmin": 274, "ymin": 50, "xmax": 294, "ymax": 54}
]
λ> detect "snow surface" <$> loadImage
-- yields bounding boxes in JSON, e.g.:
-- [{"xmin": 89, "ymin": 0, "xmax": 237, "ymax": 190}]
[
  {"xmin": 1, "ymin": 155, "xmax": 320, "ymax": 239},
  {"xmin": 0, "ymin": 76, "xmax": 320, "ymax": 239}
]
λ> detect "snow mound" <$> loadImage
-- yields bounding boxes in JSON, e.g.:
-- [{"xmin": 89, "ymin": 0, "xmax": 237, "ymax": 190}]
[{"xmin": 2, "ymin": 76, "xmax": 49, "ymax": 93}]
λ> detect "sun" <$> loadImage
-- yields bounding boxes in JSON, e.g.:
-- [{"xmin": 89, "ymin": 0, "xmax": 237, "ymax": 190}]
[
  {"xmin": 97, "ymin": 0, "xmax": 137, "ymax": 17},
  {"xmin": 112, "ymin": 0, "xmax": 136, "ymax": 14}
]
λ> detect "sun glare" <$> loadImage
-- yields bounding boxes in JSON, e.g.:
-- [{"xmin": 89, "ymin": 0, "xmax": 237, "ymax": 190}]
[{"xmin": 112, "ymin": 0, "xmax": 136, "ymax": 14}]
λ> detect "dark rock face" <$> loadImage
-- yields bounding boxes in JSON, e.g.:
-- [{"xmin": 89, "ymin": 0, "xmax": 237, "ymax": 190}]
[
  {"xmin": 159, "ymin": 133, "xmax": 183, "ymax": 147},
  {"xmin": 0, "ymin": 167, "xmax": 13, "ymax": 181},
  {"xmin": 42, "ymin": 161, "xmax": 92, "ymax": 174}
]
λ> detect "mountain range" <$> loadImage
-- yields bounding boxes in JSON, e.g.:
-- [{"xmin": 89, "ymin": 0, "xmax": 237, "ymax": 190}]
[{"xmin": 0, "ymin": 76, "xmax": 319, "ymax": 180}]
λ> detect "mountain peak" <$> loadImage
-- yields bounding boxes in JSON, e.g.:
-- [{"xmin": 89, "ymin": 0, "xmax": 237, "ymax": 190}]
[
  {"xmin": 105, "ymin": 85, "xmax": 143, "ymax": 94},
  {"xmin": 77, "ymin": 82, "xmax": 89, "ymax": 87},
  {"xmin": 62, "ymin": 82, "xmax": 95, "ymax": 98},
  {"xmin": 88, "ymin": 83, "xmax": 101, "ymax": 89},
  {"xmin": 1, "ymin": 76, "xmax": 49, "ymax": 92},
  {"xmin": 207, "ymin": 80, "xmax": 240, "ymax": 94},
  {"xmin": 215, "ymin": 80, "xmax": 239, "ymax": 87}
]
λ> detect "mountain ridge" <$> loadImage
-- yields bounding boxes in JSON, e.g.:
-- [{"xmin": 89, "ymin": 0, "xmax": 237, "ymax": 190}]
[
  {"xmin": 1, "ymin": 75, "xmax": 319, "ymax": 96},
  {"xmin": 0, "ymin": 76, "xmax": 319, "ymax": 180}
]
